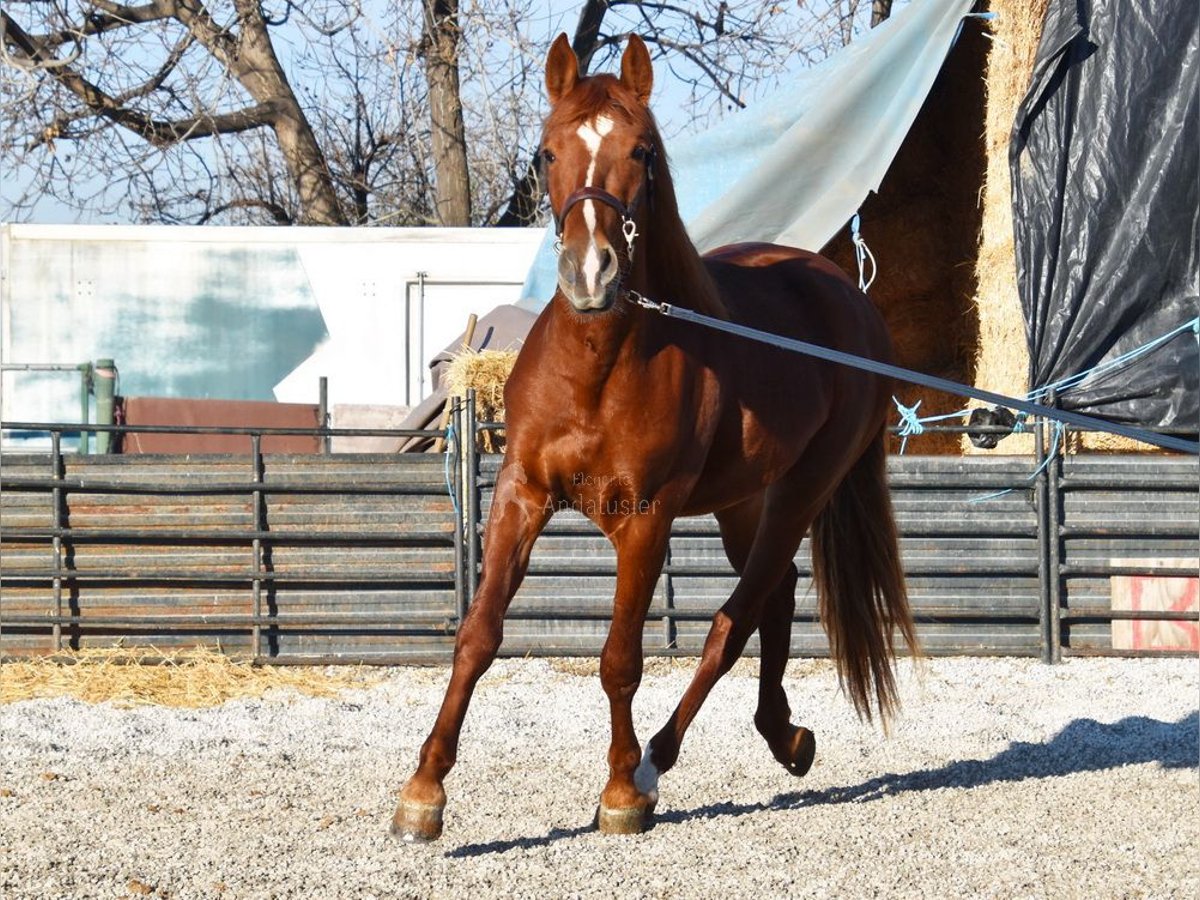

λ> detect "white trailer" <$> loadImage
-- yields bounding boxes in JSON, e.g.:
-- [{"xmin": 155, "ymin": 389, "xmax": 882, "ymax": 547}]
[{"xmin": 0, "ymin": 223, "xmax": 544, "ymax": 430}]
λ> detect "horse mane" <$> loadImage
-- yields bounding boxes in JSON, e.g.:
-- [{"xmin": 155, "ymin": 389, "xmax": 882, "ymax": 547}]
[{"xmin": 545, "ymin": 75, "xmax": 729, "ymax": 320}]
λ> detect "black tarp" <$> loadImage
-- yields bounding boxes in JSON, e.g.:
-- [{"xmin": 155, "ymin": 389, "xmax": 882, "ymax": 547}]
[{"xmin": 1011, "ymin": 0, "xmax": 1198, "ymax": 431}]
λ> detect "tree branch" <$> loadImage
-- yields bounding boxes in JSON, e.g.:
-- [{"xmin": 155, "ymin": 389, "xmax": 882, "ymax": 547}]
[
  {"xmin": 37, "ymin": 2, "xmax": 174, "ymax": 51},
  {"xmin": 5, "ymin": 12, "xmax": 276, "ymax": 148},
  {"xmin": 197, "ymin": 196, "xmax": 293, "ymax": 224}
]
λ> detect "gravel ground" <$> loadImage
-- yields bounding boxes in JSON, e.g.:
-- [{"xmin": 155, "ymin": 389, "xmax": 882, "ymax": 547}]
[{"xmin": 2, "ymin": 656, "xmax": 1197, "ymax": 899}]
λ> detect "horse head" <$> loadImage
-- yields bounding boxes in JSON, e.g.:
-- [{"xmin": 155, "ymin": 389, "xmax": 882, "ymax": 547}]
[{"xmin": 540, "ymin": 34, "xmax": 658, "ymax": 313}]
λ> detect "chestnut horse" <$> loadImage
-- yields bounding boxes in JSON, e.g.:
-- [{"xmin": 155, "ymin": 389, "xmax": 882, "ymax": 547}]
[{"xmin": 394, "ymin": 34, "xmax": 916, "ymax": 841}]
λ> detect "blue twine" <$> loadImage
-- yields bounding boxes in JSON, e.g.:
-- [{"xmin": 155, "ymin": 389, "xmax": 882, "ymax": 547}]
[
  {"xmin": 443, "ymin": 419, "xmax": 461, "ymax": 519},
  {"xmin": 968, "ymin": 420, "xmax": 1063, "ymax": 503},
  {"xmin": 850, "ymin": 213, "xmax": 877, "ymax": 292},
  {"xmin": 1026, "ymin": 316, "xmax": 1199, "ymax": 402},
  {"xmin": 893, "ymin": 315, "xmax": 1199, "ymax": 454},
  {"xmin": 892, "ymin": 397, "xmax": 923, "ymax": 455}
]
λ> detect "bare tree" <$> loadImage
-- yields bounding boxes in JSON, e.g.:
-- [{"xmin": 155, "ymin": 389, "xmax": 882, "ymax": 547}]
[
  {"xmin": 421, "ymin": 0, "xmax": 471, "ymax": 225},
  {"xmin": 0, "ymin": 1, "xmax": 885, "ymax": 228}
]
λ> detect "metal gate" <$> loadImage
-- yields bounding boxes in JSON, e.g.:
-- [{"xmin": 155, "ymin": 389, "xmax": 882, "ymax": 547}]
[{"xmin": 2, "ymin": 404, "xmax": 1196, "ymax": 663}]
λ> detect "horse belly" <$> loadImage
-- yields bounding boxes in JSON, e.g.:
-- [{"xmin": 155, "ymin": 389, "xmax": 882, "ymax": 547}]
[{"xmin": 680, "ymin": 399, "xmax": 824, "ymax": 516}]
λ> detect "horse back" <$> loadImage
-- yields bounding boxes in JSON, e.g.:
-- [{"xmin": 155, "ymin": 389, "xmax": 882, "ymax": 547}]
[{"xmin": 701, "ymin": 242, "xmax": 892, "ymax": 361}]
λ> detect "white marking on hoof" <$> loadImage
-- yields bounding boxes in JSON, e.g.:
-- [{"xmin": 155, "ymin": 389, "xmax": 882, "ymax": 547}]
[{"xmin": 633, "ymin": 744, "xmax": 660, "ymax": 806}]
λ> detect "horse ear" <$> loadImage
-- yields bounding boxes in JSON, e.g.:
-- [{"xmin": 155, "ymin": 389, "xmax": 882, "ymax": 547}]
[
  {"xmin": 545, "ymin": 34, "xmax": 579, "ymax": 104},
  {"xmin": 620, "ymin": 34, "xmax": 653, "ymax": 105}
]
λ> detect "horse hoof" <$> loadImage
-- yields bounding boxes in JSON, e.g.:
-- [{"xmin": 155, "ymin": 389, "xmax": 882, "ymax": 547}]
[
  {"xmin": 391, "ymin": 799, "xmax": 444, "ymax": 842},
  {"xmin": 595, "ymin": 802, "xmax": 655, "ymax": 835},
  {"xmin": 784, "ymin": 726, "xmax": 816, "ymax": 777}
]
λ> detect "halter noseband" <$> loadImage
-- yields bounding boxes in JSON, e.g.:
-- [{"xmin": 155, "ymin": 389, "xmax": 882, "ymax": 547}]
[{"xmin": 556, "ymin": 186, "xmax": 636, "ymax": 235}]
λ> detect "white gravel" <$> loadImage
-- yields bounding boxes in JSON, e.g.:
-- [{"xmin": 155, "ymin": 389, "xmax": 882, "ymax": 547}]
[{"xmin": 2, "ymin": 656, "xmax": 1197, "ymax": 899}]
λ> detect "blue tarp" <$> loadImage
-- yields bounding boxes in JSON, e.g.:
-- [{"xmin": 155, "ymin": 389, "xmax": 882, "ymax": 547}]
[{"xmin": 520, "ymin": 0, "xmax": 976, "ymax": 307}]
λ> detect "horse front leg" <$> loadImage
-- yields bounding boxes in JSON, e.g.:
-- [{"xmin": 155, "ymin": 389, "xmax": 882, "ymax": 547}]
[
  {"xmin": 596, "ymin": 513, "xmax": 673, "ymax": 835},
  {"xmin": 392, "ymin": 464, "xmax": 551, "ymax": 841}
]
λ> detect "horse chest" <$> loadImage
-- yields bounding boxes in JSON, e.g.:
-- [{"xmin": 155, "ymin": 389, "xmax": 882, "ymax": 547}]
[{"xmin": 530, "ymin": 383, "xmax": 691, "ymax": 517}]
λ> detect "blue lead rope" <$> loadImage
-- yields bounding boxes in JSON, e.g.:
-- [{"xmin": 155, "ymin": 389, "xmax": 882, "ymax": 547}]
[
  {"xmin": 891, "ymin": 315, "xmax": 1200, "ymax": 453},
  {"xmin": 443, "ymin": 418, "xmax": 461, "ymax": 519},
  {"xmin": 625, "ymin": 293, "xmax": 1198, "ymax": 456}
]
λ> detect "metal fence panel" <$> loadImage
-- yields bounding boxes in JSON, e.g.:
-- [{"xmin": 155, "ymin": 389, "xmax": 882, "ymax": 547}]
[
  {"xmin": 2, "ymin": 418, "xmax": 1195, "ymax": 662},
  {"xmin": 1, "ymin": 449, "xmax": 460, "ymax": 661}
]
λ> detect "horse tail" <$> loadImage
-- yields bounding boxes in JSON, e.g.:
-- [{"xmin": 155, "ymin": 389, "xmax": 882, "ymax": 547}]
[{"xmin": 810, "ymin": 427, "xmax": 918, "ymax": 727}]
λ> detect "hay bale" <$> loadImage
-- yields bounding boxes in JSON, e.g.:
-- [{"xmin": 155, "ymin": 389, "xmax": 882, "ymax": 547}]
[
  {"xmin": 443, "ymin": 348, "xmax": 519, "ymax": 452},
  {"xmin": 968, "ymin": 0, "xmax": 1051, "ymax": 455}
]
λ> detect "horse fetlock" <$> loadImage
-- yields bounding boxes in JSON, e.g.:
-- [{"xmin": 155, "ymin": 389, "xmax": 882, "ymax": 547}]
[{"xmin": 633, "ymin": 744, "xmax": 661, "ymax": 804}]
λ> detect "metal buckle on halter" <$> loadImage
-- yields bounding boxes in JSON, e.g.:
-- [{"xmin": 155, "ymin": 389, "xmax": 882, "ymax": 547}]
[{"xmin": 621, "ymin": 216, "xmax": 639, "ymax": 261}]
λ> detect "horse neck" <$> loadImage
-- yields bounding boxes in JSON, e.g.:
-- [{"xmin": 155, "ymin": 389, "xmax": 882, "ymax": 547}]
[{"xmin": 631, "ymin": 182, "xmax": 726, "ymax": 319}]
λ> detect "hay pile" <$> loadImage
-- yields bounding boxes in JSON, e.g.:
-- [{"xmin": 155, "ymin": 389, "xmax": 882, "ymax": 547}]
[
  {"xmin": 969, "ymin": 0, "xmax": 1050, "ymax": 455},
  {"xmin": 0, "ymin": 647, "xmax": 379, "ymax": 708},
  {"xmin": 443, "ymin": 348, "xmax": 518, "ymax": 452}
]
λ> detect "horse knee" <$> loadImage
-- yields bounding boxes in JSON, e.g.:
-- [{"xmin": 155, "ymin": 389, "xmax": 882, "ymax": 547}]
[
  {"xmin": 599, "ymin": 653, "xmax": 641, "ymax": 702},
  {"xmin": 453, "ymin": 606, "xmax": 504, "ymax": 670}
]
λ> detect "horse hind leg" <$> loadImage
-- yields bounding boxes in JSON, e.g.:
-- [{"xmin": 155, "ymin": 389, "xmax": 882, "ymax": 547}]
[
  {"xmin": 713, "ymin": 498, "xmax": 815, "ymax": 776},
  {"xmin": 643, "ymin": 495, "xmax": 809, "ymax": 780},
  {"xmin": 754, "ymin": 562, "xmax": 816, "ymax": 777}
]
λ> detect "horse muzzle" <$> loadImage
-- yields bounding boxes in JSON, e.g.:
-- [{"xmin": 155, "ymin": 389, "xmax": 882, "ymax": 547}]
[{"xmin": 557, "ymin": 241, "xmax": 620, "ymax": 312}]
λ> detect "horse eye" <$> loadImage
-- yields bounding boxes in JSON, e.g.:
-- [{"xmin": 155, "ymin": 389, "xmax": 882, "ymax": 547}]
[
  {"xmin": 540, "ymin": 149, "xmax": 556, "ymax": 164},
  {"xmin": 631, "ymin": 146, "xmax": 646, "ymax": 162}
]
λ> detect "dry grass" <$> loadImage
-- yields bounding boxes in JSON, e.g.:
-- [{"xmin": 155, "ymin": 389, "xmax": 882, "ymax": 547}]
[
  {"xmin": 0, "ymin": 646, "xmax": 380, "ymax": 708},
  {"xmin": 969, "ymin": 0, "xmax": 1050, "ymax": 455},
  {"xmin": 443, "ymin": 348, "xmax": 519, "ymax": 452}
]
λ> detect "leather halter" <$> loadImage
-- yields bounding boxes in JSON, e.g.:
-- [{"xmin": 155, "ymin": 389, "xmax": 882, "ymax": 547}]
[
  {"xmin": 555, "ymin": 186, "xmax": 635, "ymax": 237},
  {"xmin": 548, "ymin": 145, "xmax": 657, "ymax": 240}
]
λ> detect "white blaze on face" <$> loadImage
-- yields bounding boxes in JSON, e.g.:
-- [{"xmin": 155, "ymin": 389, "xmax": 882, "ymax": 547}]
[{"xmin": 575, "ymin": 115, "xmax": 615, "ymax": 296}]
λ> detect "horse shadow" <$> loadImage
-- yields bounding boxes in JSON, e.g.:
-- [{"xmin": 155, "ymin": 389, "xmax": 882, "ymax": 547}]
[{"xmin": 446, "ymin": 712, "xmax": 1198, "ymax": 858}]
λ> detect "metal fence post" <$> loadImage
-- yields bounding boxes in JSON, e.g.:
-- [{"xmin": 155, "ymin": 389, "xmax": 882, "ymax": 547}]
[
  {"xmin": 660, "ymin": 543, "xmax": 677, "ymax": 650},
  {"xmin": 1035, "ymin": 415, "xmax": 1053, "ymax": 663},
  {"xmin": 450, "ymin": 398, "xmax": 467, "ymax": 625},
  {"xmin": 318, "ymin": 376, "xmax": 330, "ymax": 455},
  {"xmin": 465, "ymin": 389, "xmax": 480, "ymax": 605},
  {"xmin": 50, "ymin": 431, "xmax": 64, "ymax": 653},
  {"xmin": 251, "ymin": 434, "xmax": 264, "ymax": 661},
  {"xmin": 1047, "ymin": 420, "xmax": 1065, "ymax": 664}
]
